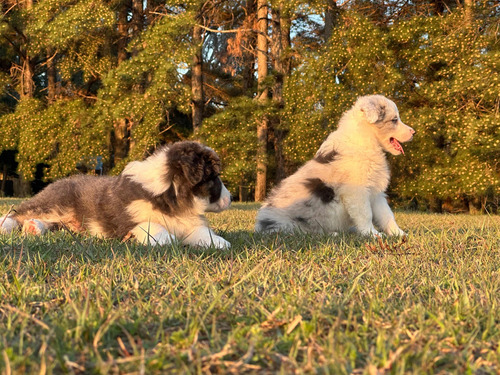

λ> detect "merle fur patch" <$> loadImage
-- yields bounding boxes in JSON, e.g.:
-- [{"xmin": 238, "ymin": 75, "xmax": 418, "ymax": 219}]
[
  {"xmin": 293, "ymin": 216, "xmax": 307, "ymax": 224},
  {"xmin": 304, "ymin": 178, "xmax": 335, "ymax": 203},
  {"xmin": 259, "ymin": 218, "xmax": 277, "ymax": 231},
  {"xmin": 376, "ymin": 104, "xmax": 386, "ymax": 123}
]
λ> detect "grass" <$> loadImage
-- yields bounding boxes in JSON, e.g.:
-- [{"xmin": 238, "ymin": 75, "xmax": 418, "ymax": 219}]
[{"xmin": 0, "ymin": 199, "xmax": 499, "ymax": 374}]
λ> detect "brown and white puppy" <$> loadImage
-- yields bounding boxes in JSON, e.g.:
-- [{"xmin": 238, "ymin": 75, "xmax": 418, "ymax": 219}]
[
  {"xmin": 255, "ymin": 95, "xmax": 415, "ymax": 237},
  {"xmin": 0, "ymin": 141, "xmax": 232, "ymax": 248}
]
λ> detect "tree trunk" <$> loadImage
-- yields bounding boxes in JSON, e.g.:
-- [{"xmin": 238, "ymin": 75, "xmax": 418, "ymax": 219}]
[
  {"xmin": 117, "ymin": 2, "xmax": 129, "ymax": 64},
  {"xmin": 464, "ymin": 0, "xmax": 473, "ymax": 26},
  {"xmin": 242, "ymin": 0, "xmax": 256, "ymax": 94},
  {"xmin": 132, "ymin": 0, "xmax": 143, "ymax": 34},
  {"xmin": 255, "ymin": 0, "xmax": 269, "ymax": 202},
  {"xmin": 191, "ymin": 24, "xmax": 204, "ymax": 134},
  {"xmin": 47, "ymin": 50, "xmax": 56, "ymax": 103},
  {"xmin": 270, "ymin": 4, "xmax": 290, "ymax": 183},
  {"xmin": 21, "ymin": 58, "xmax": 34, "ymax": 99},
  {"xmin": 20, "ymin": 0, "xmax": 34, "ymax": 100},
  {"xmin": 1, "ymin": 164, "xmax": 7, "ymax": 196},
  {"xmin": 111, "ymin": 1, "xmax": 132, "ymax": 167},
  {"xmin": 17, "ymin": 0, "xmax": 34, "ymax": 194},
  {"xmin": 324, "ymin": 0, "xmax": 339, "ymax": 42}
]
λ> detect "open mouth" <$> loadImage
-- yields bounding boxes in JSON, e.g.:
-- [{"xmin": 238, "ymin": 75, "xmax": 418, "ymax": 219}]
[{"xmin": 390, "ymin": 137, "xmax": 404, "ymax": 155}]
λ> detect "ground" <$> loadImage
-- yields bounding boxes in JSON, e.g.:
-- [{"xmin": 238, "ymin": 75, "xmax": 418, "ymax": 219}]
[{"xmin": 0, "ymin": 199, "xmax": 499, "ymax": 374}]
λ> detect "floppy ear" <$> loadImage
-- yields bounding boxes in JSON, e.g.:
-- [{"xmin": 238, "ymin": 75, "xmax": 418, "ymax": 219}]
[
  {"xmin": 356, "ymin": 96, "xmax": 386, "ymax": 124},
  {"xmin": 168, "ymin": 142, "xmax": 220, "ymax": 186}
]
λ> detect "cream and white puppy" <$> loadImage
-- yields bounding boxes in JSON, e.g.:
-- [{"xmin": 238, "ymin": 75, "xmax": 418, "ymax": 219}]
[{"xmin": 255, "ymin": 95, "xmax": 415, "ymax": 237}]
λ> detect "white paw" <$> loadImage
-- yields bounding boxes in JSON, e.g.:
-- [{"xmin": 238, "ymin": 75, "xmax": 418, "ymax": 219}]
[
  {"xmin": 184, "ymin": 227, "xmax": 231, "ymax": 249},
  {"xmin": 359, "ymin": 227, "xmax": 381, "ymax": 237},
  {"xmin": 389, "ymin": 228, "xmax": 407, "ymax": 237},
  {"xmin": 131, "ymin": 223, "xmax": 176, "ymax": 246},
  {"xmin": 208, "ymin": 235, "xmax": 231, "ymax": 249},
  {"xmin": 0, "ymin": 216, "xmax": 19, "ymax": 233},
  {"xmin": 148, "ymin": 231, "xmax": 175, "ymax": 246},
  {"xmin": 192, "ymin": 235, "xmax": 231, "ymax": 249},
  {"xmin": 385, "ymin": 224, "xmax": 406, "ymax": 237},
  {"xmin": 22, "ymin": 219, "xmax": 48, "ymax": 235}
]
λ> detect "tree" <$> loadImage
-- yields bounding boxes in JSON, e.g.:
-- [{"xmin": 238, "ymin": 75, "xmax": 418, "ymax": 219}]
[
  {"xmin": 270, "ymin": 1, "xmax": 291, "ymax": 183},
  {"xmin": 254, "ymin": 0, "xmax": 269, "ymax": 201},
  {"xmin": 389, "ymin": 3, "xmax": 499, "ymax": 212}
]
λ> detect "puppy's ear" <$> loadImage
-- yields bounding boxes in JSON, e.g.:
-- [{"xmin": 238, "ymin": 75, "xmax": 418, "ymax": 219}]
[
  {"xmin": 356, "ymin": 96, "xmax": 386, "ymax": 124},
  {"xmin": 168, "ymin": 142, "xmax": 220, "ymax": 186}
]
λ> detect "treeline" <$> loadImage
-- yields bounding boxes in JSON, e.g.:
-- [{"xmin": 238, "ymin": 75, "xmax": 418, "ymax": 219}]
[{"xmin": 0, "ymin": 0, "xmax": 498, "ymax": 212}]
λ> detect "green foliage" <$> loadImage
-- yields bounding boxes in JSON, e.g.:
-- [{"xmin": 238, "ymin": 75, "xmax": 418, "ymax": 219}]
[
  {"xmin": 94, "ymin": 10, "xmax": 197, "ymax": 171},
  {"xmin": 0, "ymin": 0, "xmax": 497, "ymax": 208},
  {"xmin": 0, "ymin": 98, "xmax": 106, "ymax": 179},
  {"xmin": 198, "ymin": 97, "xmax": 267, "ymax": 189},
  {"xmin": 283, "ymin": 12, "xmax": 402, "ymax": 164},
  {"xmin": 280, "ymin": 8, "xmax": 498, "ymax": 207},
  {"xmin": 389, "ymin": 10, "xmax": 500, "ymax": 203}
]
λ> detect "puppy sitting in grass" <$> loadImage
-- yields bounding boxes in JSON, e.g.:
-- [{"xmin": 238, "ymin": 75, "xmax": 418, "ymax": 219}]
[{"xmin": 256, "ymin": 95, "xmax": 415, "ymax": 237}]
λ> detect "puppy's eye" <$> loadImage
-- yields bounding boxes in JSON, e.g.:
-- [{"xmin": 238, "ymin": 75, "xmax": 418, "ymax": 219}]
[{"xmin": 391, "ymin": 118, "xmax": 398, "ymax": 124}]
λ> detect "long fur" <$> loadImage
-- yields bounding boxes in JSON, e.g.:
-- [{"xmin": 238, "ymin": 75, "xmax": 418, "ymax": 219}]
[
  {"xmin": 255, "ymin": 95, "xmax": 415, "ymax": 237},
  {"xmin": 1, "ymin": 141, "xmax": 232, "ymax": 248}
]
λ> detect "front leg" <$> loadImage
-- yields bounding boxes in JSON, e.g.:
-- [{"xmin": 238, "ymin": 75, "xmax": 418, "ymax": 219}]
[
  {"xmin": 339, "ymin": 186, "xmax": 380, "ymax": 237},
  {"xmin": 131, "ymin": 222, "xmax": 176, "ymax": 246},
  {"xmin": 183, "ymin": 226, "xmax": 231, "ymax": 249},
  {"xmin": 371, "ymin": 193, "xmax": 405, "ymax": 236}
]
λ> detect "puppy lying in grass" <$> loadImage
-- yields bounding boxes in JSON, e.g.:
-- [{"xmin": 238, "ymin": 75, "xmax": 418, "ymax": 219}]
[{"xmin": 1, "ymin": 141, "xmax": 232, "ymax": 249}]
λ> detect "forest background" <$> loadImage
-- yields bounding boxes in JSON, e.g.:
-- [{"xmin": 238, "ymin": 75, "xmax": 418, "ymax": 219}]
[{"xmin": 0, "ymin": 0, "xmax": 498, "ymax": 213}]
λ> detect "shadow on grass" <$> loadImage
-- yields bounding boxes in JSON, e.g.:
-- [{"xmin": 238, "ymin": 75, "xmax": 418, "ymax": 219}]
[{"xmin": 0, "ymin": 227, "xmax": 366, "ymax": 266}]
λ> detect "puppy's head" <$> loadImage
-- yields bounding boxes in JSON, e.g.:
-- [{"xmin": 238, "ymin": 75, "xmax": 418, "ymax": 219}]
[
  {"xmin": 355, "ymin": 95, "xmax": 415, "ymax": 155},
  {"xmin": 167, "ymin": 141, "xmax": 231, "ymax": 212}
]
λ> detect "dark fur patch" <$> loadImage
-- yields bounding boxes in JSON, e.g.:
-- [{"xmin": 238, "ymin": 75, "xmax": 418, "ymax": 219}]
[
  {"xmin": 259, "ymin": 218, "xmax": 277, "ymax": 231},
  {"xmin": 166, "ymin": 141, "xmax": 222, "ymax": 203},
  {"xmin": 314, "ymin": 150, "xmax": 338, "ymax": 164},
  {"xmin": 167, "ymin": 142, "xmax": 221, "ymax": 186},
  {"xmin": 304, "ymin": 178, "xmax": 335, "ymax": 203},
  {"xmin": 294, "ymin": 216, "xmax": 307, "ymax": 224},
  {"xmin": 193, "ymin": 177, "xmax": 223, "ymax": 204},
  {"xmin": 376, "ymin": 104, "xmax": 386, "ymax": 123}
]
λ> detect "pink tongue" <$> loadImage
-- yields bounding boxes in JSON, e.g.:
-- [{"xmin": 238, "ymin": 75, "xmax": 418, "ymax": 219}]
[{"xmin": 391, "ymin": 138, "xmax": 404, "ymax": 155}]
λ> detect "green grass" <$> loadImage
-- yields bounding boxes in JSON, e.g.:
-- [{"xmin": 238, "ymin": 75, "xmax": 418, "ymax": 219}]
[{"xmin": 1, "ymin": 200, "xmax": 499, "ymax": 374}]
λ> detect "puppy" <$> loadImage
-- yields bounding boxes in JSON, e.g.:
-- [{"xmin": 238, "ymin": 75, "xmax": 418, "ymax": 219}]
[
  {"xmin": 1, "ymin": 141, "xmax": 232, "ymax": 248},
  {"xmin": 255, "ymin": 95, "xmax": 415, "ymax": 237}
]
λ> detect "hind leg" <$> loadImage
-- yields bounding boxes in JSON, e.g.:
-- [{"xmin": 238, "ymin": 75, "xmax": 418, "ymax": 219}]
[
  {"xmin": 22, "ymin": 219, "xmax": 50, "ymax": 235},
  {"xmin": 0, "ymin": 215, "xmax": 20, "ymax": 234}
]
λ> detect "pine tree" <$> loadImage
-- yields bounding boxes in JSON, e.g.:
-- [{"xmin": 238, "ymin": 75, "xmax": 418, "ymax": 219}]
[{"xmin": 389, "ymin": 4, "xmax": 499, "ymax": 212}]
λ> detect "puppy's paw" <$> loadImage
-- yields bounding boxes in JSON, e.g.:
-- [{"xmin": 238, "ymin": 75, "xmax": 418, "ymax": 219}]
[
  {"xmin": 0, "ymin": 216, "xmax": 19, "ymax": 234},
  {"xmin": 385, "ymin": 224, "xmax": 406, "ymax": 237},
  {"xmin": 390, "ymin": 228, "xmax": 407, "ymax": 237},
  {"xmin": 149, "ymin": 231, "xmax": 175, "ymax": 246},
  {"xmin": 209, "ymin": 235, "xmax": 231, "ymax": 250},
  {"xmin": 22, "ymin": 219, "xmax": 48, "ymax": 235},
  {"xmin": 360, "ymin": 227, "xmax": 381, "ymax": 238},
  {"xmin": 184, "ymin": 227, "xmax": 231, "ymax": 249}
]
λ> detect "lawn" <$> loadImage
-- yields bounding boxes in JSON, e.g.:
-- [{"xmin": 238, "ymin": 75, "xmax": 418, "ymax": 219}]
[{"xmin": 0, "ymin": 200, "xmax": 499, "ymax": 374}]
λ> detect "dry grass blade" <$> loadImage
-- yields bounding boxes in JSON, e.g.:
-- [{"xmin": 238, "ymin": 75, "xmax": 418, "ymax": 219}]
[{"xmin": 0, "ymin": 304, "xmax": 50, "ymax": 331}]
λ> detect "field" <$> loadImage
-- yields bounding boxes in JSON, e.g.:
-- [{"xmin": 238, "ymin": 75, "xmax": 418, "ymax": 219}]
[{"xmin": 0, "ymin": 199, "xmax": 499, "ymax": 374}]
